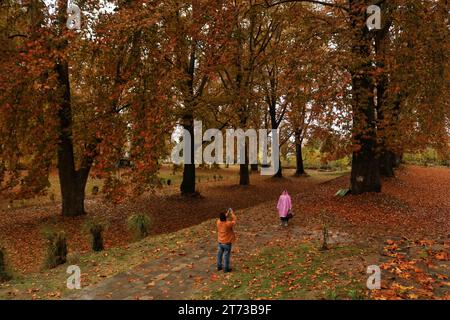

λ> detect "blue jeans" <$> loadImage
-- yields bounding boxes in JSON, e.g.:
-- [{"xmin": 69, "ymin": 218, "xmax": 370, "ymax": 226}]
[{"xmin": 217, "ymin": 243, "xmax": 232, "ymax": 271}]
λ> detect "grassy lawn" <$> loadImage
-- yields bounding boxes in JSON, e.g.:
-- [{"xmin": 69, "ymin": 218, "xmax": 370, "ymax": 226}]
[
  {"xmin": 0, "ymin": 227, "xmax": 370, "ymax": 300},
  {"xmin": 195, "ymin": 242, "xmax": 369, "ymax": 300}
]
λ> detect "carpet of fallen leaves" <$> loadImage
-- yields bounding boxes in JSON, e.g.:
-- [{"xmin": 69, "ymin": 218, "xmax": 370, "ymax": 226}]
[
  {"xmin": 372, "ymin": 238, "xmax": 449, "ymax": 300},
  {"xmin": 297, "ymin": 166, "xmax": 449, "ymax": 240},
  {"xmin": 292, "ymin": 165, "xmax": 450, "ymax": 299},
  {"xmin": 0, "ymin": 167, "xmax": 330, "ymax": 273},
  {"xmin": 0, "ymin": 165, "xmax": 448, "ymax": 300},
  {"xmin": 0, "ymin": 165, "xmax": 448, "ymax": 301},
  {"xmin": 194, "ymin": 165, "xmax": 449, "ymax": 300}
]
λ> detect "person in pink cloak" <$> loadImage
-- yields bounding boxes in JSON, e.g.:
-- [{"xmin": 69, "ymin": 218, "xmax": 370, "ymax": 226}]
[{"xmin": 277, "ymin": 190, "xmax": 292, "ymax": 227}]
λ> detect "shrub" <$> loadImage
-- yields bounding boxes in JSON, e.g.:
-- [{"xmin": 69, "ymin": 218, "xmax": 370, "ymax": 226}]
[
  {"xmin": 303, "ymin": 147, "xmax": 322, "ymax": 169},
  {"xmin": 127, "ymin": 213, "xmax": 151, "ymax": 241},
  {"xmin": 84, "ymin": 220, "xmax": 105, "ymax": 252},
  {"xmin": 404, "ymin": 148, "xmax": 449, "ymax": 167},
  {"xmin": 43, "ymin": 228, "xmax": 67, "ymax": 269},
  {"xmin": 0, "ymin": 248, "xmax": 12, "ymax": 282},
  {"xmin": 90, "ymin": 224, "xmax": 104, "ymax": 251}
]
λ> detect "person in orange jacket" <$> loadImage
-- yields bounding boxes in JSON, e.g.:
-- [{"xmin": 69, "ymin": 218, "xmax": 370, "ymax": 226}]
[{"xmin": 216, "ymin": 208, "xmax": 236, "ymax": 273}]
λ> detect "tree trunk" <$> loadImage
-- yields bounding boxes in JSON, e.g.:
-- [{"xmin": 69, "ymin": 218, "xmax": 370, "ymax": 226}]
[
  {"xmin": 181, "ymin": 162, "xmax": 196, "ymax": 194},
  {"xmin": 379, "ymin": 151, "xmax": 395, "ymax": 177},
  {"xmin": 268, "ymin": 107, "xmax": 282, "ymax": 178},
  {"xmin": 238, "ymin": 110, "xmax": 250, "ymax": 185},
  {"xmin": 55, "ymin": 5, "xmax": 88, "ymax": 216},
  {"xmin": 58, "ymin": 165, "xmax": 88, "ymax": 216},
  {"xmin": 57, "ymin": 109, "xmax": 89, "ymax": 216},
  {"xmin": 350, "ymin": 71, "xmax": 381, "ymax": 194},
  {"xmin": 239, "ymin": 144, "xmax": 250, "ymax": 185},
  {"xmin": 295, "ymin": 145, "xmax": 305, "ymax": 176},
  {"xmin": 374, "ymin": 7, "xmax": 396, "ymax": 179},
  {"xmin": 349, "ymin": 1, "xmax": 381, "ymax": 194},
  {"xmin": 350, "ymin": 70, "xmax": 381, "ymax": 194},
  {"xmin": 180, "ymin": 114, "xmax": 196, "ymax": 194},
  {"xmin": 239, "ymin": 163, "xmax": 250, "ymax": 185},
  {"xmin": 351, "ymin": 150, "xmax": 381, "ymax": 194},
  {"xmin": 295, "ymin": 130, "xmax": 305, "ymax": 175},
  {"xmin": 55, "ymin": 68, "xmax": 88, "ymax": 216},
  {"xmin": 394, "ymin": 153, "xmax": 403, "ymax": 167},
  {"xmin": 274, "ymin": 159, "xmax": 283, "ymax": 178}
]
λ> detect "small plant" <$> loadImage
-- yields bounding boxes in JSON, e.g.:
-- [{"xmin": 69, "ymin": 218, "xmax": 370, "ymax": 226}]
[
  {"xmin": 0, "ymin": 248, "xmax": 12, "ymax": 282},
  {"xmin": 321, "ymin": 225, "xmax": 329, "ymax": 251},
  {"xmin": 43, "ymin": 228, "xmax": 67, "ymax": 269},
  {"xmin": 324, "ymin": 289, "xmax": 338, "ymax": 300},
  {"xmin": 320, "ymin": 209, "xmax": 330, "ymax": 251},
  {"xmin": 84, "ymin": 219, "xmax": 106, "ymax": 252},
  {"xmin": 347, "ymin": 289, "xmax": 365, "ymax": 300},
  {"xmin": 127, "ymin": 213, "xmax": 151, "ymax": 240}
]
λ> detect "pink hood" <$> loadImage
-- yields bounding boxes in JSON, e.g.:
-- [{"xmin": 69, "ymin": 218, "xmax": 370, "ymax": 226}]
[{"xmin": 277, "ymin": 191, "xmax": 292, "ymax": 217}]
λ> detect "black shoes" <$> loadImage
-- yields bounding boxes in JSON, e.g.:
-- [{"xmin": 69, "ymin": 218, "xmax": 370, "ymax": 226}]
[{"xmin": 224, "ymin": 268, "xmax": 232, "ymax": 273}]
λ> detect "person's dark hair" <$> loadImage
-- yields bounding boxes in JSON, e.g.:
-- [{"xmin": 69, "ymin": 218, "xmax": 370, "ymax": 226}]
[{"xmin": 219, "ymin": 212, "xmax": 227, "ymax": 222}]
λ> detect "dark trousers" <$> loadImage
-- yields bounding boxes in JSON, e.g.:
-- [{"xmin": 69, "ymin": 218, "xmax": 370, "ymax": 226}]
[{"xmin": 217, "ymin": 243, "xmax": 232, "ymax": 271}]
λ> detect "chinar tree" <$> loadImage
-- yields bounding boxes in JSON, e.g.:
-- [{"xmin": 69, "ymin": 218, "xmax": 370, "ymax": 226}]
[{"xmin": 0, "ymin": 0, "xmax": 174, "ymax": 215}]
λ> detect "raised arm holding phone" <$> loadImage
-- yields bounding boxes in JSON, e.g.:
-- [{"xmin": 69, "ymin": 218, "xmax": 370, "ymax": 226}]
[{"xmin": 216, "ymin": 208, "xmax": 237, "ymax": 273}]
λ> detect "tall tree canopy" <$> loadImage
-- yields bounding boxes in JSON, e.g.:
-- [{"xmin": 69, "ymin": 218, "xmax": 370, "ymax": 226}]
[{"xmin": 1, "ymin": 0, "xmax": 448, "ymax": 217}]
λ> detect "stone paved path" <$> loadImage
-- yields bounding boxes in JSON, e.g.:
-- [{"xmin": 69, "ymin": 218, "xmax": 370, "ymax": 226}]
[{"xmin": 69, "ymin": 205, "xmax": 353, "ymax": 300}]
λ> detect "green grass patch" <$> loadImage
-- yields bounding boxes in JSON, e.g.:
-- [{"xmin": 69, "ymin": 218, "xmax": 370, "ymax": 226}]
[{"xmin": 198, "ymin": 243, "xmax": 367, "ymax": 300}]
